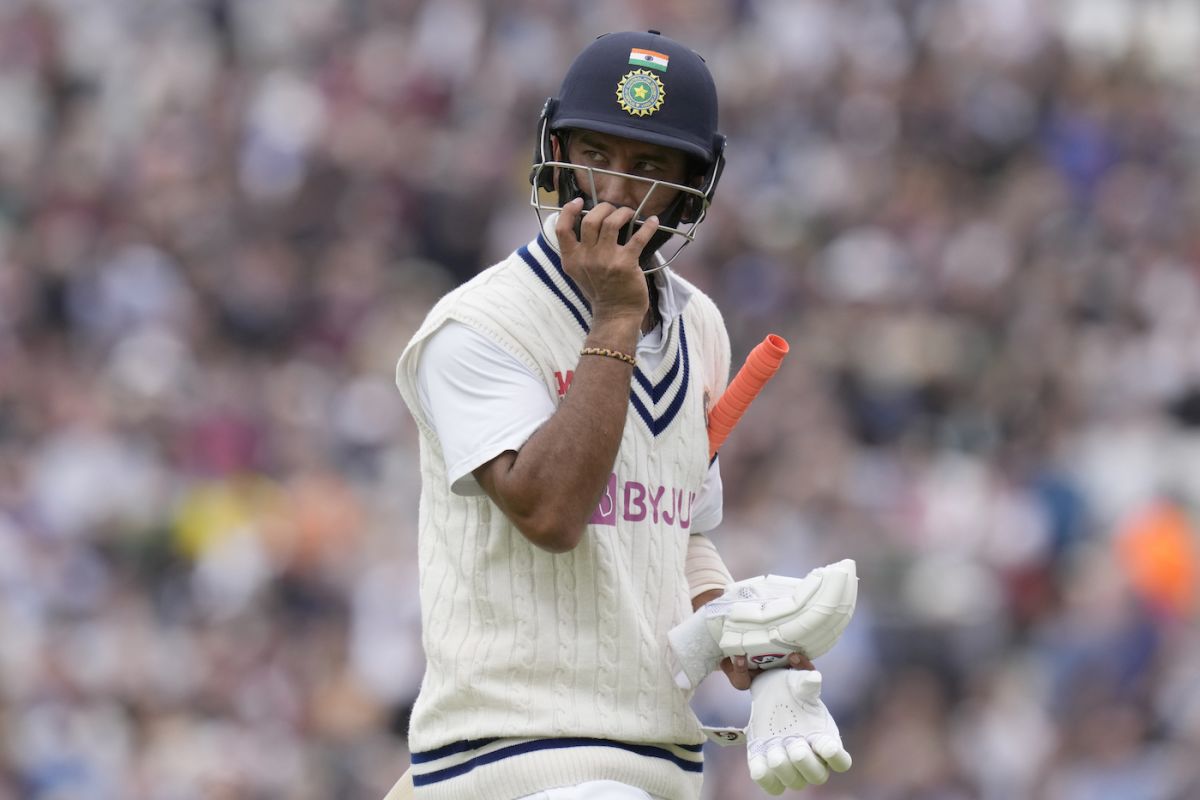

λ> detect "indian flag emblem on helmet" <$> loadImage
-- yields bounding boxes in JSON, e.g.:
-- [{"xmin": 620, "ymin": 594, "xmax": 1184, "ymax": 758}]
[
  {"xmin": 616, "ymin": 70, "xmax": 665, "ymax": 117},
  {"xmin": 629, "ymin": 48, "xmax": 669, "ymax": 72}
]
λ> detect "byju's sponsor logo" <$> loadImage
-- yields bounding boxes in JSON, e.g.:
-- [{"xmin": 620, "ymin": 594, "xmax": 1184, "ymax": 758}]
[{"xmin": 589, "ymin": 473, "xmax": 694, "ymax": 529}]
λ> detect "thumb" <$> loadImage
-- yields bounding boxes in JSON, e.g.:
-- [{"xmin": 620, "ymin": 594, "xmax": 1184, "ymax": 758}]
[{"xmin": 786, "ymin": 669, "xmax": 823, "ymax": 703}]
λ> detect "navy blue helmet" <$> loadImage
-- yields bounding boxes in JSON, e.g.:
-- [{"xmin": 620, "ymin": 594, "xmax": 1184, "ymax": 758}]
[{"xmin": 530, "ymin": 31, "xmax": 726, "ymax": 269}]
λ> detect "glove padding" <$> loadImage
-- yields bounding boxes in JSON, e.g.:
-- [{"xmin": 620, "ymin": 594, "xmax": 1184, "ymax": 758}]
[
  {"xmin": 747, "ymin": 669, "xmax": 852, "ymax": 794},
  {"xmin": 667, "ymin": 559, "xmax": 857, "ymax": 690}
]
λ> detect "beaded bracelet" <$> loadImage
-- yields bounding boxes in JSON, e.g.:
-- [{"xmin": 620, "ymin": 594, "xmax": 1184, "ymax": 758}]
[{"xmin": 580, "ymin": 346, "xmax": 637, "ymax": 367}]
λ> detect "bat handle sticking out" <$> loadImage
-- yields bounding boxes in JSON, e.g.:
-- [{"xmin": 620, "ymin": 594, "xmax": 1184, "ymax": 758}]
[{"xmin": 707, "ymin": 334, "xmax": 790, "ymax": 459}]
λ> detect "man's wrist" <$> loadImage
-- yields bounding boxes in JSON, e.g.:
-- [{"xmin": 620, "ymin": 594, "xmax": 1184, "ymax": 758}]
[{"xmin": 585, "ymin": 315, "xmax": 640, "ymax": 353}]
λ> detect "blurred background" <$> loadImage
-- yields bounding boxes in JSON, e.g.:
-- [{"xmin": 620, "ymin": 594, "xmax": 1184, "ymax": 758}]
[{"xmin": 2, "ymin": 0, "xmax": 1200, "ymax": 798}]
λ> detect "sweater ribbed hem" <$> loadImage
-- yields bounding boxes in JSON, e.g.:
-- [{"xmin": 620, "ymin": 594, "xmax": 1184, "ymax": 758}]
[{"xmin": 411, "ymin": 737, "xmax": 703, "ymax": 800}]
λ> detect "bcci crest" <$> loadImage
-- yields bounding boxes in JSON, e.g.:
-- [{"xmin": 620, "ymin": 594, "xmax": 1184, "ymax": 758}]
[{"xmin": 616, "ymin": 70, "xmax": 665, "ymax": 117}]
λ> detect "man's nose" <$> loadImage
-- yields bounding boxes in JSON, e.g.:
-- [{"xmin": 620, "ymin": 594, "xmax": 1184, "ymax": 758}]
[{"xmin": 595, "ymin": 173, "xmax": 641, "ymax": 210}]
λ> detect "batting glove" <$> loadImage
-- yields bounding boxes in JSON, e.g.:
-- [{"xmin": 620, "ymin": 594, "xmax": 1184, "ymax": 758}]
[
  {"xmin": 747, "ymin": 669, "xmax": 851, "ymax": 794},
  {"xmin": 667, "ymin": 559, "xmax": 857, "ymax": 690}
]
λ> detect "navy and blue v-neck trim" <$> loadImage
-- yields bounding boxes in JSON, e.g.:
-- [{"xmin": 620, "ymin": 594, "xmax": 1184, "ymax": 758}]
[
  {"xmin": 517, "ymin": 236, "xmax": 591, "ymax": 329},
  {"xmin": 518, "ymin": 234, "xmax": 691, "ymax": 438}
]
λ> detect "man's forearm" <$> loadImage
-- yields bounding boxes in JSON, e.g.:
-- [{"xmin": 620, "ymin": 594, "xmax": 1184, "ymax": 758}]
[
  {"xmin": 474, "ymin": 315, "xmax": 640, "ymax": 552},
  {"xmin": 693, "ymin": 587, "xmax": 723, "ymax": 612}
]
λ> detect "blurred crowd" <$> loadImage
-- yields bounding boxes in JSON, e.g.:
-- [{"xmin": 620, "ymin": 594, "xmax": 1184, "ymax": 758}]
[{"xmin": 1, "ymin": 0, "xmax": 1199, "ymax": 798}]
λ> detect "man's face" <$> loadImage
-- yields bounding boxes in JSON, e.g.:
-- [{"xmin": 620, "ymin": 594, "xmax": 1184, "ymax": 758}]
[{"xmin": 554, "ymin": 130, "xmax": 690, "ymax": 219}]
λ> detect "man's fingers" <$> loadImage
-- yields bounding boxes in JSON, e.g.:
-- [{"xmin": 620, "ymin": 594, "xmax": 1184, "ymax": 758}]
[
  {"xmin": 556, "ymin": 199, "xmax": 657, "ymax": 269},
  {"xmin": 786, "ymin": 738, "xmax": 829, "ymax": 785},
  {"xmin": 627, "ymin": 213, "xmax": 659, "ymax": 251},
  {"xmin": 788, "ymin": 652, "xmax": 814, "ymax": 670},
  {"xmin": 577, "ymin": 202, "xmax": 616, "ymax": 245},
  {"xmin": 720, "ymin": 656, "xmax": 752, "ymax": 690},
  {"xmin": 555, "ymin": 197, "xmax": 585, "ymax": 251},
  {"xmin": 598, "ymin": 205, "xmax": 637, "ymax": 245}
]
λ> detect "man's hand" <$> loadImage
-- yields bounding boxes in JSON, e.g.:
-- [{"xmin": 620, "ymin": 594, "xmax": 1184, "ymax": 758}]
[
  {"xmin": 556, "ymin": 197, "xmax": 657, "ymax": 322},
  {"xmin": 667, "ymin": 560, "xmax": 858, "ymax": 690},
  {"xmin": 719, "ymin": 652, "xmax": 814, "ymax": 691},
  {"xmin": 747, "ymin": 670, "xmax": 851, "ymax": 794}
]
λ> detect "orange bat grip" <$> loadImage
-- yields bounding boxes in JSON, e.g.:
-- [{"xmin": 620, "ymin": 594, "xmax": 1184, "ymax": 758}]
[{"xmin": 707, "ymin": 334, "xmax": 789, "ymax": 459}]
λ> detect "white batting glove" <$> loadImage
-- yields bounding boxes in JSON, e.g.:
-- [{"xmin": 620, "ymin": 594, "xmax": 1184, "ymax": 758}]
[
  {"xmin": 667, "ymin": 559, "xmax": 858, "ymax": 690},
  {"xmin": 747, "ymin": 669, "xmax": 851, "ymax": 794}
]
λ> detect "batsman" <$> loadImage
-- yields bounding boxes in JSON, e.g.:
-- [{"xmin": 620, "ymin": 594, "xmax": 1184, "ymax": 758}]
[{"xmin": 391, "ymin": 30, "xmax": 857, "ymax": 800}]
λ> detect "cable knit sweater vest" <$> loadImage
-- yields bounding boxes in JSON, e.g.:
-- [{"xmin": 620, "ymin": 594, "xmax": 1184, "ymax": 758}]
[{"xmin": 394, "ymin": 230, "xmax": 730, "ymax": 800}]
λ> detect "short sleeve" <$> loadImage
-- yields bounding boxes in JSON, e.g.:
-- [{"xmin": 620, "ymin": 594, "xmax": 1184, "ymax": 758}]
[{"xmin": 416, "ymin": 322, "xmax": 556, "ymax": 495}]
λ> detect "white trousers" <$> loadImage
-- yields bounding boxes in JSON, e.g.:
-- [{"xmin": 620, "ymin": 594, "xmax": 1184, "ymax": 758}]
[{"xmin": 519, "ymin": 781, "xmax": 662, "ymax": 799}]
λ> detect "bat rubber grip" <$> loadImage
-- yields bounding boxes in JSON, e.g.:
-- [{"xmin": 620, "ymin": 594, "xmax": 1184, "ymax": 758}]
[{"xmin": 707, "ymin": 335, "xmax": 789, "ymax": 458}]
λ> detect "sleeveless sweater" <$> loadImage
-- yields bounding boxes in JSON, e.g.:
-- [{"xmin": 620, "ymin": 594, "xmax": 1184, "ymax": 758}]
[{"xmin": 394, "ymin": 230, "xmax": 731, "ymax": 800}]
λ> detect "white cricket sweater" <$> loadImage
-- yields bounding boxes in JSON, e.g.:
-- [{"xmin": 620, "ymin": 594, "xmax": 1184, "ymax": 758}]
[{"xmin": 394, "ymin": 229, "xmax": 731, "ymax": 800}]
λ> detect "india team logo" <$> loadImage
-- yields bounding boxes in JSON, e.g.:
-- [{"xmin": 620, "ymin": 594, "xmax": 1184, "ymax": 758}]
[{"xmin": 616, "ymin": 69, "xmax": 665, "ymax": 117}]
